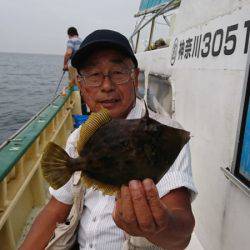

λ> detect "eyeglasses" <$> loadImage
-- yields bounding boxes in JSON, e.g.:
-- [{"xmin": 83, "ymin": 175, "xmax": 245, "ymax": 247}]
[{"xmin": 78, "ymin": 68, "xmax": 134, "ymax": 87}]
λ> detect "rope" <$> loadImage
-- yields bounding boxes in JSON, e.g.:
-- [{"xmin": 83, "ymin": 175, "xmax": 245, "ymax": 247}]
[{"xmin": 51, "ymin": 70, "xmax": 66, "ymax": 102}]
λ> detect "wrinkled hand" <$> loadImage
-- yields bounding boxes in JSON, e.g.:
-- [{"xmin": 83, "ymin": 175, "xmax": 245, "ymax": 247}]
[{"xmin": 112, "ymin": 178, "xmax": 171, "ymax": 238}]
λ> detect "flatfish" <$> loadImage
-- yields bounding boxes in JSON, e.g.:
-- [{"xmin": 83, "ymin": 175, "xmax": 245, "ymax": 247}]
[{"xmin": 41, "ymin": 107, "xmax": 190, "ymax": 195}]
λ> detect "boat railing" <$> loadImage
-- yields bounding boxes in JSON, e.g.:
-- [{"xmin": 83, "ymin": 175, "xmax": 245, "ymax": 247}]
[
  {"xmin": 0, "ymin": 94, "xmax": 70, "ymax": 151},
  {"xmin": 0, "ymin": 88, "xmax": 82, "ymax": 249},
  {"xmin": 130, "ymin": 0, "xmax": 180, "ymax": 52}
]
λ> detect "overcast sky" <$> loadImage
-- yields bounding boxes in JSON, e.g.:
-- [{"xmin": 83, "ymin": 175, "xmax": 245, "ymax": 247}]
[{"xmin": 0, "ymin": 0, "xmax": 141, "ymax": 55}]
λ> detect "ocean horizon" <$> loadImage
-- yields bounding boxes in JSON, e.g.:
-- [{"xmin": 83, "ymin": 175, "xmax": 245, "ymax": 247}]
[{"xmin": 0, "ymin": 51, "xmax": 63, "ymax": 57}]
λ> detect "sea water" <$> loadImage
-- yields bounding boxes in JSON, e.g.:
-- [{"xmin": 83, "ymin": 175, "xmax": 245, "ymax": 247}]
[{"xmin": 0, "ymin": 52, "xmax": 68, "ymax": 144}]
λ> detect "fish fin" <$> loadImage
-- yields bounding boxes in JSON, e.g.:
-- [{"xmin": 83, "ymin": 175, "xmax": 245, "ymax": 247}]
[
  {"xmin": 77, "ymin": 108, "xmax": 111, "ymax": 154},
  {"xmin": 81, "ymin": 174, "xmax": 119, "ymax": 196},
  {"xmin": 41, "ymin": 142, "xmax": 73, "ymax": 189}
]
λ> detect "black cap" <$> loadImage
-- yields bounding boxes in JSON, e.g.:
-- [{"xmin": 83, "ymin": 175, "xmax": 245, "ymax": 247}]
[{"xmin": 71, "ymin": 29, "xmax": 138, "ymax": 69}]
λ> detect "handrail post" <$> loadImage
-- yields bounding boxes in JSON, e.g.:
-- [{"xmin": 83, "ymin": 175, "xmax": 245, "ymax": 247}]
[
  {"xmin": 148, "ymin": 18, "xmax": 156, "ymax": 50},
  {"xmin": 16, "ymin": 158, "xmax": 24, "ymax": 181},
  {"xmin": 0, "ymin": 179, "xmax": 8, "ymax": 210},
  {"xmin": 0, "ymin": 219, "xmax": 16, "ymax": 250},
  {"xmin": 30, "ymin": 167, "xmax": 46, "ymax": 206},
  {"xmin": 135, "ymin": 30, "xmax": 140, "ymax": 53}
]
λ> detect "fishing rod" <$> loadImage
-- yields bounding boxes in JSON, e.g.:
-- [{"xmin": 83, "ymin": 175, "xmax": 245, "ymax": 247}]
[{"xmin": 51, "ymin": 70, "xmax": 66, "ymax": 102}]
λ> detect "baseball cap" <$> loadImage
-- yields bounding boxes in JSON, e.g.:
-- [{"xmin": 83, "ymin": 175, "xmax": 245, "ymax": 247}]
[{"xmin": 71, "ymin": 29, "xmax": 138, "ymax": 69}]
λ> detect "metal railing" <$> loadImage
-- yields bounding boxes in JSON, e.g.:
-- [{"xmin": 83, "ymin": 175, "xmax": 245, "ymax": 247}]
[{"xmin": 130, "ymin": 0, "xmax": 180, "ymax": 52}]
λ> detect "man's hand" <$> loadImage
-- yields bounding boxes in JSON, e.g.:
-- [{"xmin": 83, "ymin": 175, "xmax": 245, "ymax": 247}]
[
  {"xmin": 63, "ymin": 48, "xmax": 73, "ymax": 72},
  {"xmin": 112, "ymin": 179, "xmax": 195, "ymax": 249},
  {"xmin": 63, "ymin": 64, "xmax": 69, "ymax": 71},
  {"xmin": 112, "ymin": 179, "xmax": 170, "ymax": 236}
]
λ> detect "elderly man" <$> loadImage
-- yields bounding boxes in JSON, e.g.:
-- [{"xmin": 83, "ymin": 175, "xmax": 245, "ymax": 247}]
[{"xmin": 21, "ymin": 29, "xmax": 197, "ymax": 250}]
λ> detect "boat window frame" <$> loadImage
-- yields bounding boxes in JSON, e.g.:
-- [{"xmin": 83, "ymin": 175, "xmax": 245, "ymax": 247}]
[
  {"xmin": 234, "ymin": 64, "xmax": 250, "ymax": 187},
  {"xmin": 147, "ymin": 72, "xmax": 173, "ymax": 116},
  {"xmin": 137, "ymin": 70, "xmax": 146, "ymax": 98},
  {"xmin": 221, "ymin": 53, "xmax": 250, "ymax": 196}
]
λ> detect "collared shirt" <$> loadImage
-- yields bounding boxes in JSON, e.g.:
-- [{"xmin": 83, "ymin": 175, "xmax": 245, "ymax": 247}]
[
  {"xmin": 67, "ymin": 36, "xmax": 82, "ymax": 59},
  {"xmin": 49, "ymin": 98, "xmax": 197, "ymax": 250}
]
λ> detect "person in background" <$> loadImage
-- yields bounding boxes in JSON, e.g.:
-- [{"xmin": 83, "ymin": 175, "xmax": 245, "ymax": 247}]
[
  {"xmin": 62, "ymin": 27, "xmax": 88, "ymax": 114},
  {"xmin": 63, "ymin": 27, "xmax": 82, "ymax": 87}
]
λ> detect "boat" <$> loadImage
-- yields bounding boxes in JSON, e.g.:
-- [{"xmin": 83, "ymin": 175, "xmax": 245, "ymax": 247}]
[
  {"xmin": 131, "ymin": 0, "xmax": 250, "ymax": 249},
  {"xmin": 0, "ymin": 89, "xmax": 82, "ymax": 249},
  {"xmin": 0, "ymin": 0, "xmax": 249, "ymax": 249}
]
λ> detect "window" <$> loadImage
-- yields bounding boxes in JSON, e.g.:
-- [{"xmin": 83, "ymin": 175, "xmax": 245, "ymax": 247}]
[
  {"xmin": 235, "ymin": 66, "xmax": 250, "ymax": 187},
  {"xmin": 137, "ymin": 71, "xmax": 145, "ymax": 98},
  {"xmin": 147, "ymin": 73, "xmax": 173, "ymax": 116},
  {"xmin": 139, "ymin": 0, "xmax": 171, "ymax": 13}
]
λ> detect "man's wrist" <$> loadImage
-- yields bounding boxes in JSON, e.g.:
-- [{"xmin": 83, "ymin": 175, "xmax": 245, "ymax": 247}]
[
  {"xmin": 146, "ymin": 232, "xmax": 191, "ymax": 250},
  {"xmin": 145, "ymin": 209, "xmax": 193, "ymax": 249},
  {"xmin": 63, "ymin": 64, "xmax": 69, "ymax": 71}
]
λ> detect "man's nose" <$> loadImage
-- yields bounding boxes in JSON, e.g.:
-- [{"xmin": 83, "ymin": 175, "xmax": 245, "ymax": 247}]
[{"xmin": 100, "ymin": 74, "xmax": 115, "ymax": 92}]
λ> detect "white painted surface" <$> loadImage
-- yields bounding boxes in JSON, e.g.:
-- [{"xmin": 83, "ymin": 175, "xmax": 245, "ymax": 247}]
[
  {"xmin": 187, "ymin": 233, "xmax": 204, "ymax": 250},
  {"xmin": 174, "ymin": 0, "xmax": 250, "ymax": 36},
  {"xmin": 135, "ymin": 0, "xmax": 250, "ymax": 249},
  {"xmin": 170, "ymin": 6, "xmax": 250, "ymax": 70},
  {"xmin": 136, "ymin": 48, "xmax": 172, "ymax": 76},
  {"xmin": 171, "ymin": 67, "xmax": 247, "ymax": 250}
]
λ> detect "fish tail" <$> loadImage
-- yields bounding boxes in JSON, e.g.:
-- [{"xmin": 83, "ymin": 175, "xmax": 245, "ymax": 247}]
[{"xmin": 41, "ymin": 142, "xmax": 73, "ymax": 189}]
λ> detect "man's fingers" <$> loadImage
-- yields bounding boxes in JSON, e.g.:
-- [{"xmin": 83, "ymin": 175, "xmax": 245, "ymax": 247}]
[
  {"xmin": 112, "ymin": 205, "xmax": 126, "ymax": 231},
  {"xmin": 113, "ymin": 189, "xmax": 141, "ymax": 236},
  {"xmin": 129, "ymin": 180, "xmax": 156, "ymax": 233},
  {"xmin": 113, "ymin": 192, "xmax": 126, "ymax": 230},
  {"xmin": 142, "ymin": 179, "xmax": 168, "ymax": 228},
  {"xmin": 113, "ymin": 191, "xmax": 122, "ymax": 218},
  {"xmin": 121, "ymin": 185, "xmax": 137, "ymax": 226}
]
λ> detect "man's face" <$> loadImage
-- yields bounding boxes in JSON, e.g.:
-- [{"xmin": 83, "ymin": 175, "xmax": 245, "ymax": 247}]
[{"xmin": 77, "ymin": 49, "xmax": 139, "ymax": 118}]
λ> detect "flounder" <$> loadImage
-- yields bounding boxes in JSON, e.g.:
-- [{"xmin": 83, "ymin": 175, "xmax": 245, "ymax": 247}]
[{"xmin": 41, "ymin": 106, "xmax": 190, "ymax": 195}]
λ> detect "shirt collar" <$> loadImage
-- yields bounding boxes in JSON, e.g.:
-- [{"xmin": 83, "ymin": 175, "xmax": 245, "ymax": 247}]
[{"xmin": 126, "ymin": 98, "xmax": 145, "ymax": 120}]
